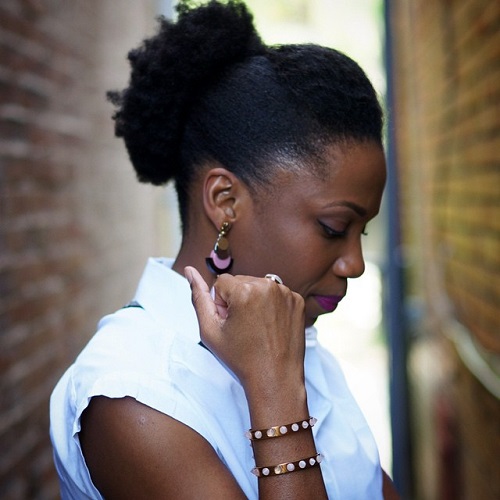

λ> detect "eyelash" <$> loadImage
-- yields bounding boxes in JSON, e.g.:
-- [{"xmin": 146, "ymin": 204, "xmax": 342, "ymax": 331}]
[
  {"xmin": 319, "ymin": 221, "xmax": 347, "ymax": 238},
  {"xmin": 319, "ymin": 222, "xmax": 369, "ymax": 238}
]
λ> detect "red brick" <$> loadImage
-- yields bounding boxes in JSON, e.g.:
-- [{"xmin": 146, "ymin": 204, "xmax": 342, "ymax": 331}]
[
  {"xmin": 391, "ymin": 0, "xmax": 500, "ymax": 497},
  {"xmin": 0, "ymin": 1, "xmax": 161, "ymax": 495}
]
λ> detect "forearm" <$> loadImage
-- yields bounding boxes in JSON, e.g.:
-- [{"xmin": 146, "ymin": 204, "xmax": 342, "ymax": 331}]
[
  {"xmin": 187, "ymin": 268, "xmax": 327, "ymax": 497},
  {"xmin": 245, "ymin": 378, "xmax": 328, "ymax": 499}
]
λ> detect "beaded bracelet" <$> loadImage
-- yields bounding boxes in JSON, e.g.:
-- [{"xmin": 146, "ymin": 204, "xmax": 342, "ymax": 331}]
[
  {"xmin": 251, "ymin": 453, "xmax": 323, "ymax": 477},
  {"xmin": 245, "ymin": 417, "xmax": 317, "ymax": 441}
]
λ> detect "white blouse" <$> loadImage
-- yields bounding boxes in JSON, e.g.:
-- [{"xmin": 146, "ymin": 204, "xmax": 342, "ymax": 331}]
[{"xmin": 50, "ymin": 257, "xmax": 382, "ymax": 499}]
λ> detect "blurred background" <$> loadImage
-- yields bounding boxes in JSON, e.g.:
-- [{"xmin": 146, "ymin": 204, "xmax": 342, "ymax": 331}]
[{"xmin": 0, "ymin": 0, "xmax": 498, "ymax": 498}]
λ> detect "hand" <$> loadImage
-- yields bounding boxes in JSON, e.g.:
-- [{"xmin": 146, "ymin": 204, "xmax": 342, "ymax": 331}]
[{"xmin": 184, "ymin": 266, "xmax": 307, "ymax": 394}]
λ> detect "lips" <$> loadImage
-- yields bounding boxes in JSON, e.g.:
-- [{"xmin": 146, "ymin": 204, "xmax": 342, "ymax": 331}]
[{"xmin": 313, "ymin": 295, "xmax": 344, "ymax": 313}]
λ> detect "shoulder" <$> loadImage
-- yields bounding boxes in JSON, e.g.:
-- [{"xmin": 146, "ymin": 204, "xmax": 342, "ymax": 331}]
[
  {"xmin": 50, "ymin": 303, "xmax": 239, "ymax": 496},
  {"xmin": 64, "ymin": 302, "xmax": 207, "ymax": 433},
  {"xmin": 75, "ymin": 304, "xmax": 173, "ymax": 376}
]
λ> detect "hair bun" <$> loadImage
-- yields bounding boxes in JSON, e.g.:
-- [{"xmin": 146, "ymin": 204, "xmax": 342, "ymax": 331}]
[{"xmin": 108, "ymin": 0, "xmax": 266, "ymax": 185}]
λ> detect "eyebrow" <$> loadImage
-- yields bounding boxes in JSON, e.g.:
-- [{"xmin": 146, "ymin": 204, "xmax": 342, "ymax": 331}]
[{"xmin": 322, "ymin": 201, "xmax": 367, "ymax": 217}]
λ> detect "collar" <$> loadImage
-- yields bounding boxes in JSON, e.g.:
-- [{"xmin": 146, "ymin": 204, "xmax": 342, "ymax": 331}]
[
  {"xmin": 305, "ymin": 326, "xmax": 334, "ymax": 433},
  {"xmin": 133, "ymin": 257, "xmax": 200, "ymax": 342},
  {"xmin": 305, "ymin": 326, "xmax": 318, "ymax": 347}
]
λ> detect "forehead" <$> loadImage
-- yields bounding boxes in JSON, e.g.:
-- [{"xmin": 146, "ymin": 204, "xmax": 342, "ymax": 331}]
[
  {"xmin": 315, "ymin": 139, "xmax": 385, "ymax": 177},
  {"xmin": 265, "ymin": 141, "xmax": 386, "ymax": 209}
]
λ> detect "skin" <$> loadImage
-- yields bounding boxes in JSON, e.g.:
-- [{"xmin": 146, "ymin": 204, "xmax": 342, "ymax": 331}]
[{"xmin": 79, "ymin": 140, "xmax": 400, "ymax": 498}]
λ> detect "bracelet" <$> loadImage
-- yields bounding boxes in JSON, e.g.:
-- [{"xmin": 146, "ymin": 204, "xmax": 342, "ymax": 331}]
[
  {"xmin": 245, "ymin": 417, "xmax": 317, "ymax": 441},
  {"xmin": 251, "ymin": 453, "xmax": 323, "ymax": 477}
]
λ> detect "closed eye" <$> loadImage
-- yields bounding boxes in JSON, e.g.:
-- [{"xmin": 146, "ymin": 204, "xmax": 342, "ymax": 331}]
[{"xmin": 319, "ymin": 221, "xmax": 347, "ymax": 238}]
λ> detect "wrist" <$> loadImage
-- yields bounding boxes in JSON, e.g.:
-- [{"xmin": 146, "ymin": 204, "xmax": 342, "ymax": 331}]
[{"xmin": 244, "ymin": 377, "xmax": 309, "ymax": 429}]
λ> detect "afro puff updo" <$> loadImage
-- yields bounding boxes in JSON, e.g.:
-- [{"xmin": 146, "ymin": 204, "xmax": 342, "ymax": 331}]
[{"xmin": 108, "ymin": 0, "xmax": 383, "ymax": 228}]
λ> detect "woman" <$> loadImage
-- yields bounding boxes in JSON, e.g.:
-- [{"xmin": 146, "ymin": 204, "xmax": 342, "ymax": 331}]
[{"xmin": 50, "ymin": 0, "xmax": 399, "ymax": 498}]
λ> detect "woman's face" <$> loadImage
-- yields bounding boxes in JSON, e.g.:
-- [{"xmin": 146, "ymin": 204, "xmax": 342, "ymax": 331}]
[{"xmin": 231, "ymin": 140, "xmax": 387, "ymax": 327}]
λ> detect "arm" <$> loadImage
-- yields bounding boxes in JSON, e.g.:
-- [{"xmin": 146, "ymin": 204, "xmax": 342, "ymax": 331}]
[
  {"xmin": 79, "ymin": 268, "xmax": 323, "ymax": 499},
  {"xmin": 79, "ymin": 268, "xmax": 324, "ymax": 499},
  {"xmin": 186, "ymin": 267, "xmax": 328, "ymax": 499},
  {"xmin": 80, "ymin": 396, "xmax": 247, "ymax": 499}
]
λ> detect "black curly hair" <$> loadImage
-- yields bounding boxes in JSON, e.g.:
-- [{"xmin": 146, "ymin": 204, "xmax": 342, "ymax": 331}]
[{"xmin": 108, "ymin": 0, "xmax": 383, "ymax": 230}]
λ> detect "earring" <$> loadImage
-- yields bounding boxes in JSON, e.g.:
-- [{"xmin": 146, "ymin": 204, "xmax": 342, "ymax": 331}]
[{"xmin": 206, "ymin": 222, "xmax": 233, "ymax": 275}]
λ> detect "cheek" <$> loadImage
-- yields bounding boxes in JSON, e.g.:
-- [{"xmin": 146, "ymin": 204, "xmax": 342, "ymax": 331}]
[
  {"xmin": 230, "ymin": 222, "xmax": 285, "ymax": 277},
  {"xmin": 232, "ymin": 231, "xmax": 297, "ymax": 282},
  {"xmin": 279, "ymin": 249, "xmax": 333, "ymax": 296},
  {"xmin": 232, "ymin": 204, "xmax": 329, "ymax": 286},
  {"xmin": 289, "ymin": 265, "xmax": 327, "ymax": 294}
]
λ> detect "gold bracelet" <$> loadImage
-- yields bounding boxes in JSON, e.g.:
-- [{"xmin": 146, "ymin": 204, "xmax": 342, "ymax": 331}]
[
  {"xmin": 245, "ymin": 417, "xmax": 317, "ymax": 441},
  {"xmin": 251, "ymin": 453, "xmax": 323, "ymax": 477}
]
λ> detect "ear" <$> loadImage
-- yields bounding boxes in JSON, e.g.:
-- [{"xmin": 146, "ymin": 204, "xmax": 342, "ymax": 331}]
[{"xmin": 202, "ymin": 167, "xmax": 248, "ymax": 229}]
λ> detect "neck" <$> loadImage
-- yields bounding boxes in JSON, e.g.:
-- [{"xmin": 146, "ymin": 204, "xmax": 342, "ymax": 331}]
[{"xmin": 172, "ymin": 244, "xmax": 218, "ymax": 288}]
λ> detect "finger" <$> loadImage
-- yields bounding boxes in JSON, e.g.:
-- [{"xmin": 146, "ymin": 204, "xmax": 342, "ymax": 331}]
[
  {"xmin": 184, "ymin": 265, "xmax": 215, "ymax": 312},
  {"xmin": 211, "ymin": 284, "xmax": 229, "ymax": 320},
  {"xmin": 184, "ymin": 266, "xmax": 226, "ymax": 325}
]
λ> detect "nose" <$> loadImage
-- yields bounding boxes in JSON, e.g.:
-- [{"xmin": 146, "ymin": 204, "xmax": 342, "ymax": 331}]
[{"xmin": 332, "ymin": 237, "xmax": 365, "ymax": 279}]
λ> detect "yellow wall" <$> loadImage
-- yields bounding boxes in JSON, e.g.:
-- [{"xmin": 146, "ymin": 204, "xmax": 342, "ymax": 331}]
[{"xmin": 389, "ymin": 1, "xmax": 500, "ymax": 498}]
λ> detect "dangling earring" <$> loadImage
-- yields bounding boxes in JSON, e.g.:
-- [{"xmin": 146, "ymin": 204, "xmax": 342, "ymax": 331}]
[{"xmin": 206, "ymin": 222, "xmax": 233, "ymax": 275}]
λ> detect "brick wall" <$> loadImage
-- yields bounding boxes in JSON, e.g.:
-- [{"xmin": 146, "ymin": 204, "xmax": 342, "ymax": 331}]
[
  {"xmin": 389, "ymin": 0, "xmax": 499, "ymax": 498},
  {"xmin": 0, "ymin": 1, "xmax": 168, "ymax": 498}
]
